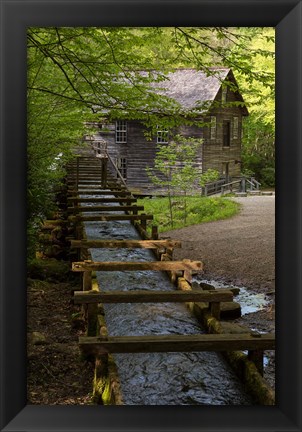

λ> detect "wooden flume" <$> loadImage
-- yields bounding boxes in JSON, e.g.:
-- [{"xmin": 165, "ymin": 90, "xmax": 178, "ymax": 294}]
[{"xmin": 65, "ymin": 155, "xmax": 275, "ymax": 404}]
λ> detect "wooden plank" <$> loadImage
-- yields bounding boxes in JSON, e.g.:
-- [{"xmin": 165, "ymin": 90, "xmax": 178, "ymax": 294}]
[
  {"xmin": 69, "ymin": 214, "xmax": 153, "ymax": 222},
  {"xmin": 67, "ymin": 177, "xmax": 102, "ymax": 184},
  {"xmin": 74, "ymin": 289, "xmax": 233, "ymax": 304},
  {"xmin": 70, "ymin": 239, "xmax": 182, "ymax": 249},
  {"xmin": 67, "ymin": 197, "xmax": 137, "ymax": 203},
  {"xmin": 68, "ymin": 190, "xmax": 132, "ymax": 196},
  {"xmin": 72, "ymin": 259, "xmax": 203, "ymax": 272},
  {"xmin": 79, "ymin": 333, "xmax": 276, "ymax": 354},
  {"xmin": 68, "ymin": 171, "xmax": 102, "ymax": 174},
  {"xmin": 67, "ymin": 197, "xmax": 137, "ymax": 204},
  {"xmin": 68, "ymin": 205, "xmax": 144, "ymax": 213},
  {"xmin": 77, "ymin": 184, "xmax": 127, "ymax": 189},
  {"xmin": 67, "ymin": 175, "xmax": 103, "ymax": 178}
]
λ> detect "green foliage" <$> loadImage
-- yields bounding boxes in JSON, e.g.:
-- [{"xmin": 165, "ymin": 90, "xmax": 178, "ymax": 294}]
[
  {"xmin": 138, "ymin": 196, "xmax": 240, "ymax": 232},
  {"xmin": 235, "ymin": 28, "xmax": 275, "ymax": 181},
  {"xmin": 260, "ymin": 167, "xmax": 275, "ymax": 187},
  {"xmin": 146, "ymin": 135, "xmax": 202, "ymax": 226},
  {"xmin": 27, "ymin": 26, "xmax": 275, "ymax": 256},
  {"xmin": 200, "ymin": 169, "xmax": 220, "ymax": 187}
]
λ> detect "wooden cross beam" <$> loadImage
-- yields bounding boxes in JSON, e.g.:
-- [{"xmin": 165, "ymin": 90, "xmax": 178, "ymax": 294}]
[
  {"xmin": 68, "ymin": 190, "xmax": 132, "ymax": 196},
  {"xmin": 67, "ymin": 205, "xmax": 144, "ymax": 213},
  {"xmin": 67, "ymin": 197, "xmax": 137, "ymax": 203},
  {"xmin": 70, "ymin": 239, "xmax": 182, "ymax": 249},
  {"xmin": 79, "ymin": 333, "xmax": 276, "ymax": 354},
  {"xmin": 76, "ymin": 184, "xmax": 127, "ymax": 190},
  {"xmin": 72, "ymin": 259, "xmax": 202, "ymax": 272},
  {"xmin": 68, "ymin": 214, "xmax": 153, "ymax": 222},
  {"xmin": 73, "ymin": 289, "xmax": 233, "ymax": 304}
]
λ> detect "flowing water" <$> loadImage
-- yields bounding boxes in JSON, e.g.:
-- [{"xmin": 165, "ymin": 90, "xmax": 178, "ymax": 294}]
[
  {"xmin": 192, "ymin": 278, "xmax": 269, "ymax": 316},
  {"xmin": 81, "ymin": 193, "xmax": 254, "ymax": 405}
]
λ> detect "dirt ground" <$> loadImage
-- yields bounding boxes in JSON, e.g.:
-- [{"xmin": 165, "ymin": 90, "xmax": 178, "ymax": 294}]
[
  {"xmin": 27, "ymin": 275, "xmax": 95, "ymax": 405},
  {"xmin": 162, "ymin": 195, "xmax": 275, "ymax": 293},
  {"xmin": 161, "ymin": 195, "xmax": 275, "ymax": 389}
]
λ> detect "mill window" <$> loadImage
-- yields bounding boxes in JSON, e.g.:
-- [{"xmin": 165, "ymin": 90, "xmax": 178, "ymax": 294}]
[
  {"xmin": 210, "ymin": 116, "xmax": 216, "ymax": 140},
  {"xmin": 157, "ymin": 126, "xmax": 169, "ymax": 144},
  {"xmin": 223, "ymin": 120, "xmax": 231, "ymax": 147},
  {"xmin": 116, "ymin": 157, "xmax": 127, "ymax": 179},
  {"xmin": 233, "ymin": 117, "xmax": 239, "ymax": 139},
  {"xmin": 116, "ymin": 121, "xmax": 127, "ymax": 143}
]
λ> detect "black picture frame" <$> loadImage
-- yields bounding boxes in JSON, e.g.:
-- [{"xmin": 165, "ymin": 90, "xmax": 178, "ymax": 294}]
[{"xmin": 0, "ymin": 0, "xmax": 301, "ymax": 431}]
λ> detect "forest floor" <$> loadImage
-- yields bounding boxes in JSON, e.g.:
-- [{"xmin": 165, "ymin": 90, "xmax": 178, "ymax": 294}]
[
  {"xmin": 161, "ymin": 194, "xmax": 275, "ymax": 389},
  {"xmin": 27, "ymin": 269, "xmax": 95, "ymax": 405}
]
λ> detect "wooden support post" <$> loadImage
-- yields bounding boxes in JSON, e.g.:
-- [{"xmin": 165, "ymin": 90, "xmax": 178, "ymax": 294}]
[
  {"xmin": 87, "ymin": 303, "xmax": 98, "ymax": 337},
  {"xmin": 166, "ymin": 247, "xmax": 173, "ymax": 260},
  {"xmin": 182, "ymin": 259, "xmax": 193, "ymax": 283},
  {"xmin": 83, "ymin": 269, "xmax": 92, "ymax": 291},
  {"xmin": 140, "ymin": 213, "xmax": 147, "ymax": 231},
  {"xmin": 131, "ymin": 207, "xmax": 138, "ymax": 227},
  {"xmin": 248, "ymin": 349, "xmax": 264, "ymax": 376},
  {"xmin": 92, "ymin": 314, "xmax": 109, "ymax": 404},
  {"xmin": 75, "ymin": 222, "xmax": 82, "ymax": 240},
  {"xmin": 85, "ymin": 267, "xmax": 98, "ymax": 337},
  {"xmin": 151, "ymin": 226, "xmax": 158, "ymax": 240},
  {"xmin": 210, "ymin": 302, "xmax": 221, "ymax": 320}
]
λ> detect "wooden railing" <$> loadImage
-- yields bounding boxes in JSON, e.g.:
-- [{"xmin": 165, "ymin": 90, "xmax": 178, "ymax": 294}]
[
  {"xmin": 246, "ymin": 177, "xmax": 261, "ymax": 191},
  {"xmin": 202, "ymin": 177, "xmax": 261, "ymax": 196},
  {"xmin": 221, "ymin": 177, "xmax": 261, "ymax": 195},
  {"xmin": 202, "ymin": 179, "xmax": 226, "ymax": 196},
  {"xmin": 221, "ymin": 179, "xmax": 242, "ymax": 195}
]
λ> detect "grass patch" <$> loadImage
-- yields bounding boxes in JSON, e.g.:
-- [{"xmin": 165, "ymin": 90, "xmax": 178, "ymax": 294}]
[{"xmin": 137, "ymin": 196, "xmax": 240, "ymax": 233}]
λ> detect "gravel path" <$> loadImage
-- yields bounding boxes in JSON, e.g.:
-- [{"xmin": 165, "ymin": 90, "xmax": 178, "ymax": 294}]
[
  {"xmin": 161, "ymin": 195, "xmax": 275, "ymax": 293},
  {"xmin": 161, "ymin": 195, "xmax": 276, "ymax": 389}
]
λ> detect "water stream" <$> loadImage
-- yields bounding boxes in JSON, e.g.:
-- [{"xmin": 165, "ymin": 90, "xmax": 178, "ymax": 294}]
[
  {"xmin": 192, "ymin": 278, "xmax": 269, "ymax": 316},
  {"xmin": 81, "ymin": 193, "xmax": 254, "ymax": 405}
]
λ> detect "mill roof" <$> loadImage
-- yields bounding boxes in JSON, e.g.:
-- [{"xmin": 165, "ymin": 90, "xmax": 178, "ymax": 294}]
[
  {"xmin": 158, "ymin": 68, "xmax": 229, "ymax": 107},
  {"xmin": 153, "ymin": 67, "xmax": 248, "ymax": 115}
]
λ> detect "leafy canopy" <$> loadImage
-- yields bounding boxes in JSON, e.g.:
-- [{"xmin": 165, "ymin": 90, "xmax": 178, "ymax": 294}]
[{"xmin": 27, "ymin": 26, "xmax": 275, "ymax": 254}]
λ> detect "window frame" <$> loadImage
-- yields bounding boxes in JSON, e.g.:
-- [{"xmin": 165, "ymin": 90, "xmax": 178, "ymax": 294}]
[
  {"xmin": 223, "ymin": 120, "xmax": 231, "ymax": 147},
  {"xmin": 115, "ymin": 120, "xmax": 127, "ymax": 144},
  {"xmin": 210, "ymin": 116, "xmax": 217, "ymax": 140},
  {"xmin": 116, "ymin": 157, "xmax": 127, "ymax": 179},
  {"xmin": 156, "ymin": 125, "xmax": 169, "ymax": 144},
  {"xmin": 233, "ymin": 116, "xmax": 239, "ymax": 140}
]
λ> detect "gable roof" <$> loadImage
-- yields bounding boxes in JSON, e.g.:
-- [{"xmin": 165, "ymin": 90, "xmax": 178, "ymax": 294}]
[{"xmin": 154, "ymin": 67, "xmax": 248, "ymax": 115}]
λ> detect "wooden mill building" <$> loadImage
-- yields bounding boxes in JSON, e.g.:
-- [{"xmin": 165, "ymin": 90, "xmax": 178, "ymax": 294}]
[{"xmin": 87, "ymin": 68, "xmax": 249, "ymax": 194}]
